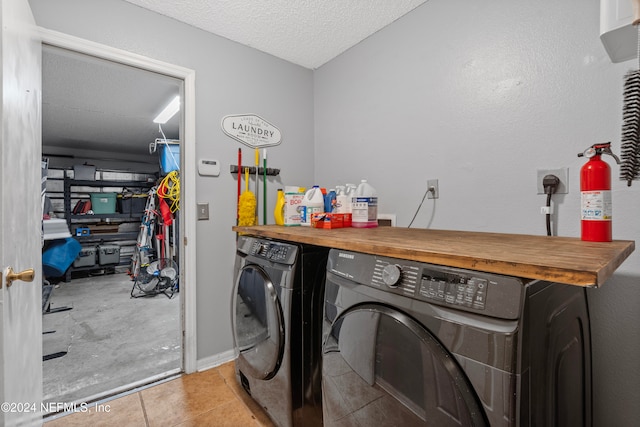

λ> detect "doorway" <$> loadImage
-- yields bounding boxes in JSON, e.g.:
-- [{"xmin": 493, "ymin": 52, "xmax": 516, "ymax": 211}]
[{"xmin": 39, "ymin": 30, "xmax": 198, "ymax": 407}]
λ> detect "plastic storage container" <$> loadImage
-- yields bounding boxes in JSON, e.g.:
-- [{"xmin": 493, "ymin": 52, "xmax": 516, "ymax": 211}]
[
  {"xmin": 90, "ymin": 192, "xmax": 117, "ymax": 214},
  {"xmin": 73, "ymin": 164, "xmax": 96, "ymax": 181},
  {"xmin": 301, "ymin": 186, "xmax": 324, "ymax": 226},
  {"xmin": 73, "ymin": 246, "xmax": 97, "ymax": 268},
  {"xmin": 98, "ymin": 244, "xmax": 120, "ymax": 265},
  {"xmin": 160, "ymin": 143, "xmax": 180, "ymax": 175},
  {"xmin": 352, "ymin": 180, "xmax": 378, "ymax": 228}
]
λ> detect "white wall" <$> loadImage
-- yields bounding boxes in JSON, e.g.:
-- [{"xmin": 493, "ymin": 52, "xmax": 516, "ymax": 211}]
[
  {"xmin": 314, "ymin": 0, "xmax": 640, "ymax": 424},
  {"xmin": 29, "ymin": 0, "xmax": 316, "ymax": 360}
]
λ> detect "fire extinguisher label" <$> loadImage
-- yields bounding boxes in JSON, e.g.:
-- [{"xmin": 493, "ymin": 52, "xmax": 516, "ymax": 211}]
[{"xmin": 581, "ymin": 190, "xmax": 612, "ymax": 220}]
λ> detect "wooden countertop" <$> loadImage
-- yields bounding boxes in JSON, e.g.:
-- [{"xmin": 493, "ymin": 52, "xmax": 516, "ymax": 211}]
[{"xmin": 232, "ymin": 225, "xmax": 635, "ymax": 287}]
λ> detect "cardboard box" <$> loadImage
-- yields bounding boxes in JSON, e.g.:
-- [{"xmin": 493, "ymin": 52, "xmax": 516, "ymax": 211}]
[
  {"xmin": 284, "ymin": 193, "xmax": 304, "ymax": 226},
  {"xmin": 311, "ymin": 212, "xmax": 345, "ymax": 229}
]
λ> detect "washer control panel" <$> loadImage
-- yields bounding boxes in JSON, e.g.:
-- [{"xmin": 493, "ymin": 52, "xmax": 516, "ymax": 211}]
[
  {"xmin": 419, "ymin": 270, "xmax": 488, "ymax": 310},
  {"xmin": 328, "ymin": 249, "xmax": 524, "ymax": 319}
]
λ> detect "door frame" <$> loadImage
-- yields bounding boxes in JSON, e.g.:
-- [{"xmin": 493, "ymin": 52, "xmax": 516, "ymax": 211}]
[{"xmin": 38, "ymin": 27, "xmax": 197, "ymax": 374}]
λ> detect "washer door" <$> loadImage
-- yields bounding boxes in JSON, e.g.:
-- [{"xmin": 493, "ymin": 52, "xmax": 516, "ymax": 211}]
[
  {"xmin": 322, "ymin": 304, "xmax": 487, "ymax": 427},
  {"xmin": 233, "ymin": 264, "xmax": 285, "ymax": 380}
]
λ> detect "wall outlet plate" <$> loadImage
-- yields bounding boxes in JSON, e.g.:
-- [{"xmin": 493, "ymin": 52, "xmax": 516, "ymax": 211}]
[
  {"xmin": 537, "ymin": 168, "xmax": 568, "ymax": 194},
  {"xmin": 427, "ymin": 179, "xmax": 439, "ymax": 199}
]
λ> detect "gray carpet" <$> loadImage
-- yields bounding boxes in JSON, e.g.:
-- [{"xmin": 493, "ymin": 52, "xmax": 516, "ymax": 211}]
[{"xmin": 43, "ymin": 272, "xmax": 181, "ymax": 404}]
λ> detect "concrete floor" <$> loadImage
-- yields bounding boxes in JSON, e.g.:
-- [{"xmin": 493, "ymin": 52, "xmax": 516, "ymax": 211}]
[{"xmin": 43, "ymin": 272, "xmax": 181, "ymax": 405}]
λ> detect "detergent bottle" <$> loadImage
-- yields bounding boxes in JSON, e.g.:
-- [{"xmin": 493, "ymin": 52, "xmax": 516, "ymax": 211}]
[
  {"xmin": 274, "ymin": 189, "xmax": 285, "ymax": 225},
  {"xmin": 335, "ymin": 186, "xmax": 347, "ymax": 213},
  {"xmin": 324, "ymin": 189, "xmax": 337, "ymax": 213},
  {"xmin": 352, "ymin": 180, "xmax": 378, "ymax": 228},
  {"xmin": 301, "ymin": 186, "xmax": 324, "ymax": 226}
]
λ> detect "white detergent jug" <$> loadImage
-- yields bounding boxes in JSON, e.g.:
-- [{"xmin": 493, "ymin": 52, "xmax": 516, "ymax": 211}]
[
  {"xmin": 352, "ymin": 180, "xmax": 378, "ymax": 228},
  {"xmin": 301, "ymin": 186, "xmax": 324, "ymax": 226}
]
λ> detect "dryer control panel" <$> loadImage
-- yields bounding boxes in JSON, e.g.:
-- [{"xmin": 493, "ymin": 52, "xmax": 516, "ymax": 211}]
[
  {"xmin": 237, "ymin": 236, "xmax": 298, "ymax": 265},
  {"xmin": 328, "ymin": 249, "xmax": 525, "ymax": 319}
]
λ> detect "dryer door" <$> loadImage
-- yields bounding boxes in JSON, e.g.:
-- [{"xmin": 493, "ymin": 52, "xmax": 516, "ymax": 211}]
[
  {"xmin": 232, "ymin": 264, "xmax": 285, "ymax": 380},
  {"xmin": 322, "ymin": 304, "xmax": 487, "ymax": 427}
]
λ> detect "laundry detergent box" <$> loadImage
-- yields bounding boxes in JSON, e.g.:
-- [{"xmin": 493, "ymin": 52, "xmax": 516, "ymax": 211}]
[{"xmin": 284, "ymin": 191, "xmax": 304, "ymax": 226}]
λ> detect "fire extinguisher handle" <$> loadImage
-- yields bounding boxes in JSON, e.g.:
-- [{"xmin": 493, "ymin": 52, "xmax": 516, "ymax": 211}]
[{"xmin": 603, "ymin": 147, "xmax": 621, "ymax": 164}]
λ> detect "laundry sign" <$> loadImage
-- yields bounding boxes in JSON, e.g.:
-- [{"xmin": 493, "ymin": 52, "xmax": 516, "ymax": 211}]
[{"xmin": 221, "ymin": 114, "xmax": 282, "ymax": 148}]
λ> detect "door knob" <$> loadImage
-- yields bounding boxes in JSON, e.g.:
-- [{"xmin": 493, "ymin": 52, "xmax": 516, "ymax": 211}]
[{"xmin": 5, "ymin": 267, "xmax": 35, "ymax": 288}]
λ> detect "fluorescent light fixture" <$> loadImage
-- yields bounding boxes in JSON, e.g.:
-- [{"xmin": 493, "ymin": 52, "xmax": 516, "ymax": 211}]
[{"xmin": 153, "ymin": 95, "xmax": 180, "ymax": 124}]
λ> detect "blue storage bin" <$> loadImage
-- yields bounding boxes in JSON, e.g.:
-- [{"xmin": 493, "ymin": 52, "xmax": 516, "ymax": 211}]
[
  {"xmin": 42, "ymin": 238, "xmax": 82, "ymax": 277},
  {"xmin": 159, "ymin": 143, "xmax": 180, "ymax": 175}
]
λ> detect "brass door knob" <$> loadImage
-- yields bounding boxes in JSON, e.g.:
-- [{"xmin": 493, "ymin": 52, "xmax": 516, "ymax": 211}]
[{"xmin": 5, "ymin": 267, "xmax": 35, "ymax": 288}]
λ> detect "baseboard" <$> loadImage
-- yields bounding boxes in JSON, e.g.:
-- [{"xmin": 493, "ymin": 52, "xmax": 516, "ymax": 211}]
[{"xmin": 196, "ymin": 349, "xmax": 236, "ymax": 372}]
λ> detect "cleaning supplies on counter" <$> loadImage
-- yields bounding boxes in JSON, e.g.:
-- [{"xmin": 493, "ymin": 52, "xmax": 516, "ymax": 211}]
[
  {"xmin": 274, "ymin": 188, "xmax": 285, "ymax": 226},
  {"xmin": 335, "ymin": 186, "xmax": 347, "ymax": 213},
  {"xmin": 284, "ymin": 186, "xmax": 305, "ymax": 226},
  {"xmin": 352, "ymin": 179, "xmax": 378, "ymax": 228},
  {"xmin": 324, "ymin": 189, "xmax": 337, "ymax": 213},
  {"xmin": 301, "ymin": 185, "xmax": 324, "ymax": 226}
]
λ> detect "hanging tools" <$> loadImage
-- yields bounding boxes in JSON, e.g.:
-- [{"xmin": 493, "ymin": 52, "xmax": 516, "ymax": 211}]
[
  {"xmin": 238, "ymin": 167, "xmax": 256, "ymax": 226},
  {"xmin": 237, "ymin": 148, "xmax": 242, "ymax": 224},
  {"xmin": 263, "ymin": 149, "xmax": 267, "ymax": 225},
  {"xmin": 620, "ymin": 0, "xmax": 640, "ymax": 186},
  {"xmin": 254, "ymin": 148, "xmax": 260, "ymax": 224}
]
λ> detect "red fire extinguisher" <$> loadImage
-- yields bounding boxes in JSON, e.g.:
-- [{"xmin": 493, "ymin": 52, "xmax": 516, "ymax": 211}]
[{"xmin": 577, "ymin": 142, "xmax": 620, "ymax": 242}]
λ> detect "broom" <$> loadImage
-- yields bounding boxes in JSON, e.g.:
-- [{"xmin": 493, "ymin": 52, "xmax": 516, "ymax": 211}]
[
  {"xmin": 620, "ymin": 2, "xmax": 640, "ymax": 186},
  {"xmin": 238, "ymin": 167, "xmax": 256, "ymax": 226}
]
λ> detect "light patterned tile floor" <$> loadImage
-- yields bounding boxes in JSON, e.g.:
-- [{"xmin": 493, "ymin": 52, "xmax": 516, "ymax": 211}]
[{"xmin": 44, "ymin": 361, "xmax": 276, "ymax": 427}]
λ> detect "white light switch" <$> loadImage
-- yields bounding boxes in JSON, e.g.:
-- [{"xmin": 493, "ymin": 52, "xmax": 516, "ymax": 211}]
[{"xmin": 197, "ymin": 202, "xmax": 209, "ymax": 220}]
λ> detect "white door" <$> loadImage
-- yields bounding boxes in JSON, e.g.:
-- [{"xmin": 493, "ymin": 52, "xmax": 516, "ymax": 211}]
[{"xmin": 0, "ymin": 0, "xmax": 43, "ymax": 425}]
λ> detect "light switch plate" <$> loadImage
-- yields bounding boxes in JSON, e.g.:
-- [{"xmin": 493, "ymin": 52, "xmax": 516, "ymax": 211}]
[{"xmin": 197, "ymin": 202, "xmax": 209, "ymax": 220}]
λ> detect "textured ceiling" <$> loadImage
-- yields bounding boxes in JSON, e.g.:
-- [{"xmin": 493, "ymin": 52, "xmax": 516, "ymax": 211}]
[
  {"xmin": 42, "ymin": 1, "xmax": 428, "ymax": 164},
  {"xmin": 122, "ymin": 0, "xmax": 428, "ymax": 69},
  {"xmin": 42, "ymin": 45, "xmax": 181, "ymax": 164}
]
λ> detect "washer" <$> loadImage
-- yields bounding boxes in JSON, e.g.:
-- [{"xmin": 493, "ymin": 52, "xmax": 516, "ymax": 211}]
[
  {"xmin": 322, "ymin": 249, "xmax": 592, "ymax": 427},
  {"xmin": 231, "ymin": 235, "xmax": 328, "ymax": 427}
]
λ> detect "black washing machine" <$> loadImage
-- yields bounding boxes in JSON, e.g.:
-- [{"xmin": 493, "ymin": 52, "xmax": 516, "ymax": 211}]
[
  {"xmin": 231, "ymin": 235, "xmax": 329, "ymax": 427},
  {"xmin": 322, "ymin": 249, "xmax": 592, "ymax": 426}
]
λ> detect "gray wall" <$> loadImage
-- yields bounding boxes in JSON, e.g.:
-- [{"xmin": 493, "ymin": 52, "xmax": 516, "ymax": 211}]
[
  {"xmin": 29, "ymin": 0, "xmax": 640, "ymax": 424},
  {"xmin": 314, "ymin": 0, "xmax": 639, "ymax": 424},
  {"xmin": 29, "ymin": 0, "xmax": 315, "ymax": 360}
]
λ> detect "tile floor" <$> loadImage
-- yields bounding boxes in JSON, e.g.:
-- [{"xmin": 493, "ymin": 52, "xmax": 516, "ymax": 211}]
[{"xmin": 44, "ymin": 361, "xmax": 276, "ymax": 427}]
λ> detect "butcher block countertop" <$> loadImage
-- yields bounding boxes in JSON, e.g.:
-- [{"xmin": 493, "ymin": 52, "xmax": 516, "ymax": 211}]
[{"xmin": 232, "ymin": 225, "xmax": 635, "ymax": 287}]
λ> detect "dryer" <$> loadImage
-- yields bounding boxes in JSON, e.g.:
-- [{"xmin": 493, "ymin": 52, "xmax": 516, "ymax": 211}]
[
  {"xmin": 231, "ymin": 236, "xmax": 328, "ymax": 427},
  {"xmin": 322, "ymin": 249, "xmax": 591, "ymax": 426}
]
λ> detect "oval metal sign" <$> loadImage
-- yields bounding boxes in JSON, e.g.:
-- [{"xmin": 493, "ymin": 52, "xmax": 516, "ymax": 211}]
[{"xmin": 221, "ymin": 114, "xmax": 282, "ymax": 148}]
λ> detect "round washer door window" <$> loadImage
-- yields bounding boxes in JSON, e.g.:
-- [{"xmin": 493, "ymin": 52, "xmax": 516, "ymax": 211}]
[
  {"xmin": 233, "ymin": 264, "xmax": 284, "ymax": 380},
  {"xmin": 322, "ymin": 304, "xmax": 487, "ymax": 427}
]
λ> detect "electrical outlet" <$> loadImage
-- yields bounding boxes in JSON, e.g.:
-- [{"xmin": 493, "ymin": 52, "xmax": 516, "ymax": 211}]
[
  {"xmin": 427, "ymin": 179, "xmax": 439, "ymax": 199},
  {"xmin": 537, "ymin": 168, "xmax": 568, "ymax": 194}
]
